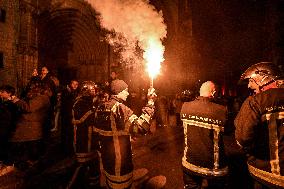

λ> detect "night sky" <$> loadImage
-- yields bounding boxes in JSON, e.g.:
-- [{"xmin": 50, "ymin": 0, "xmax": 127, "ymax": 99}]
[
  {"xmin": 192, "ymin": 0, "xmax": 268, "ymax": 79},
  {"xmin": 151, "ymin": 0, "xmax": 275, "ymax": 95},
  {"xmin": 158, "ymin": 0, "xmax": 283, "ymax": 95}
]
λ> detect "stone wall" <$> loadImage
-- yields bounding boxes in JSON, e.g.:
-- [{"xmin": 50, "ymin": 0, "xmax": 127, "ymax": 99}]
[{"xmin": 0, "ymin": 0, "xmax": 19, "ymax": 88}]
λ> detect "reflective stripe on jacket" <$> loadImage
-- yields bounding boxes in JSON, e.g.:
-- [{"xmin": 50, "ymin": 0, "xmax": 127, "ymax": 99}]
[
  {"xmin": 181, "ymin": 96, "xmax": 228, "ymax": 177},
  {"xmin": 235, "ymin": 88, "xmax": 284, "ymax": 187}
]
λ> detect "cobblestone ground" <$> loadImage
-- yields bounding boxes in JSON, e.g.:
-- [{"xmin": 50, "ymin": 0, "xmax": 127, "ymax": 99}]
[
  {"xmin": 131, "ymin": 119, "xmax": 253, "ymax": 189},
  {"xmin": 0, "ymin": 116, "xmax": 253, "ymax": 189},
  {"xmin": 0, "ymin": 118, "xmax": 185, "ymax": 189},
  {"xmin": 132, "ymin": 124, "xmax": 185, "ymax": 189}
]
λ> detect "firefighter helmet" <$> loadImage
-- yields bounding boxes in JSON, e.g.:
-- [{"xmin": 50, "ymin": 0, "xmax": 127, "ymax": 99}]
[
  {"xmin": 80, "ymin": 81, "xmax": 98, "ymax": 96},
  {"xmin": 240, "ymin": 62, "xmax": 281, "ymax": 88}
]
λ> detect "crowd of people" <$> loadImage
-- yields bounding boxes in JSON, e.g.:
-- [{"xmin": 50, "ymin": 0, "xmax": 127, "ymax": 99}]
[
  {"xmin": 0, "ymin": 66, "xmax": 56, "ymax": 173},
  {"xmin": 0, "ymin": 61, "xmax": 283, "ymax": 189}
]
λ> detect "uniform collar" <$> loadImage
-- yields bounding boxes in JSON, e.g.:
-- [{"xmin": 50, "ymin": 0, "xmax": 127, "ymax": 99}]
[
  {"xmin": 110, "ymin": 95, "xmax": 124, "ymax": 103},
  {"xmin": 196, "ymin": 96, "xmax": 214, "ymax": 102}
]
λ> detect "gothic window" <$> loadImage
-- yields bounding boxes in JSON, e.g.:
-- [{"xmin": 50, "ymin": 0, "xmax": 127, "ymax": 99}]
[{"xmin": 0, "ymin": 9, "xmax": 6, "ymax": 23}]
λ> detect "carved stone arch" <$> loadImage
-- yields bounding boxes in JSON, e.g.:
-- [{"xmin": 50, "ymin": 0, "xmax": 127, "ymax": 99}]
[{"xmin": 37, "ymin": 0, "xmax": 110, "ymax": 84}]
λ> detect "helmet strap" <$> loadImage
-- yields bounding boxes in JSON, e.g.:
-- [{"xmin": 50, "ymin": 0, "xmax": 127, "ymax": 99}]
[{"xmin": 259, "ymin": 79, "xmax": 275, "ymax": 91}]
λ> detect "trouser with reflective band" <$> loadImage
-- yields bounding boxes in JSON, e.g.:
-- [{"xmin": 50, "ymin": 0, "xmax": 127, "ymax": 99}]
[
  {"xmin": 74, "ymin": 124, "xmax": 100, "ymax": 188},
  {"xmin": 104, "ymin": 170, "xmax": 133, "ymax": 189},
  {"xmin": 75, "ymin": 152, "xmax": 101, "ymax": 188},
  {"xmin": 100, "ymin": 135, "xmax": 133, "ymax": 189},
  {"xmin": 248, "ymin": 163, "xmax": 284, "ymax": 189}
]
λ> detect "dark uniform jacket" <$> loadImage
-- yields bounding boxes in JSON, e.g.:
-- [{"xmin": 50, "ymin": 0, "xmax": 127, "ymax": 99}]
[
  {"xmin": 72, "ymin": 95, "xmax": 102, "ymax": 188},
  {"xmin": 95, "ymin": 96, "xmax": 154, "ymax": 189},
  {"xmin": 181, "ymin": 96, "xmax": 228, "ymax": 178},
  {"xmin": 61, "ymin": 86, "xmax": 79, "ymax": 155},
  {"xmin": 235, "ymin": 87, "xmax": 284, "ymax": 188},
  {"xmin": 72, "ymin": 95, "xmax": 99, "ymax": 163}
]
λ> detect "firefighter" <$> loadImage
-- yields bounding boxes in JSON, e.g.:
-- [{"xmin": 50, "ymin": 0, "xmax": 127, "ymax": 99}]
[
  {"xmin": 235, "ymin": 62, "xmax": 284, "ymax": 189},
  {"xmin": 72, "ymin": 81, "xmax": 101, "ymax": 188},
  {"xmin": 180, "ymin": 81, "xmax": 229, "ymax": 189},
  {"xmin": 94, "ymin": 79, "xmax": 156, "ymax": 189}
]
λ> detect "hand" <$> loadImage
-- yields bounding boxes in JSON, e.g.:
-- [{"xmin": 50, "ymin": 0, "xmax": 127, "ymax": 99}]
[
  {"xmin": 10, "ymin": 96, "xmax": 19, "ymax": 103},
  {"xmin": 147, "ymin": 88, "xmax": 157, "ymax": 99},
  {"xmin": 142, "ymin": 106, "xmax": 155, "ymax": 117},
  {"xmin": 147, "ymin": 88, "xmax": 157, "ymax": 106},
  {"xmin": 13, "ymin": 98, "xmax": 20, "ymax": 103},
  {"xmin": 32, "ymin": 69, "xmax": 38, "ymax": 77},
  {"xmin": 7, "ymin": 95, "xmax": 14, "ymax": 101}
]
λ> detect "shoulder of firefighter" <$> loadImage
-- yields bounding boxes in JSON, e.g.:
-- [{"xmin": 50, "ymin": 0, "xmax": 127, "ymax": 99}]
[
  {"xmin": 180, "ymin": 97, "xmax": 229, "ymax": 177},
  {"xmin": 94, "ymin": 88, "xmax": 157, "ymax": 136},
  {"xmin": 72, "ymin": 95, "xmax": 98, "ymax": 126},
  {"xmin": 234, "ymin": 87, "xmax": 284, "ymax": 187}
]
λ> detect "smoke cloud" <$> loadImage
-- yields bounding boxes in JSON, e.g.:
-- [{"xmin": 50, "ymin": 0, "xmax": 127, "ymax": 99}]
[{"xmin": 85, "ymin": 0, "xmax": 167, "ymax": 70}]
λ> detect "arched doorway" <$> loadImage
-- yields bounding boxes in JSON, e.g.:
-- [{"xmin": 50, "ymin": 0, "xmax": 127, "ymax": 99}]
[{"xmin": 37, "ymin": 0, "xmax": 111, "ymax": 85}]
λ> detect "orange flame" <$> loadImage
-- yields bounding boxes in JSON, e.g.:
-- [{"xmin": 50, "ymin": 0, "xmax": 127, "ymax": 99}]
[{"xmin": 144, "ymin": 37, "xmax": 164, "ymax": 79}]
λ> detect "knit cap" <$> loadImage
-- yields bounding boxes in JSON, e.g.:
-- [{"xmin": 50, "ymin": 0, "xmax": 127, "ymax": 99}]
[{"xmin": 111, "ymin": 79, "xmax": 128, "ymax": 94}]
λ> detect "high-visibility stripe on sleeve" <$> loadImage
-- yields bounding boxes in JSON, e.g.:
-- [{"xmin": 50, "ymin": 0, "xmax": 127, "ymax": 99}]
[
  {"xmin": 140, "ymin": 113, "xmax": 150, "ymax": 123},
  {"xmin": 111, "ymin": 102, "xmax": 121, "ymax": 113},
  {"xmin": 72, "ymin": 110, "xmax": 93, "ymax": 125},
  {"xmin": 137, "ymin": 117, "xmax": 144, "ymax": 125},
  {"xmin": 129, "ymin": 114, "xmax": 138, "ymax": 123}
]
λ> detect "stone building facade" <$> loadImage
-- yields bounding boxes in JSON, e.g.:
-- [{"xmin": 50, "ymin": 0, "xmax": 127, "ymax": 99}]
[
  {"xmin": 0, "ymin": 0, "xmax": 19, "ymax": 88},
  {"xmin": 0, "ymin": 0, "xmax": 118, "ymax": 92},
  {"xmin": 0, "ymin": 0, "xmax": 282, "ymax": 94},
  {"xmin": 0, "ymin": 0, "xmax": 183, "ymax": 94}
]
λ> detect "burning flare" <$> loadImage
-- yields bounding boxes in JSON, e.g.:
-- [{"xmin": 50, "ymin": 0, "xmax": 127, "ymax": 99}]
[
  {"xmin": 144, "ymin": 37, "xmax": 164, "ymax": 79},
  {"xmin": 85, "ymin": 0, "xmax": 167, "ymax": 83}
]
